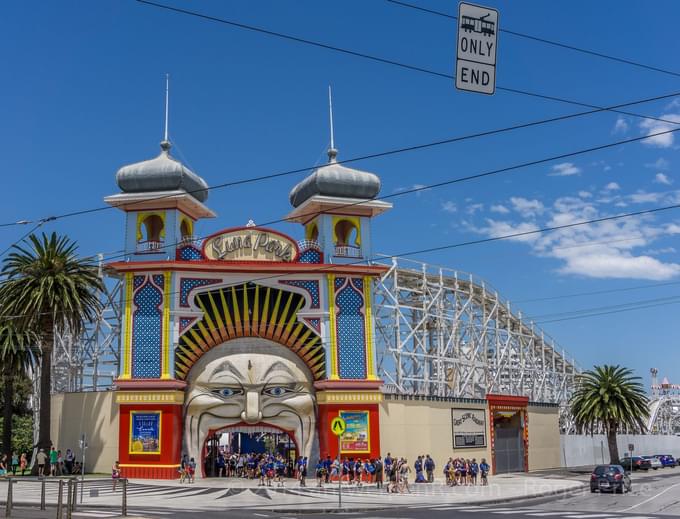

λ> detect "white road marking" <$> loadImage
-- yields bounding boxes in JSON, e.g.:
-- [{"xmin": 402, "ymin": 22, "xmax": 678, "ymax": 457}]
[
  {"xmin": 492, "ymin": 511, "xmax": 539, "ymax": 515},
  {"xmin": 567, "ymin": 515, "xmax": 620, "ymax": 518},
  {"xmin": 526, "ymin": 513, "xmax": 581, "ymax": 517},
  {"xmin": 619, "ymin": 481, "xmax": 680, "ymax": 512},
  {"xmin": 253, "ymin": 515, "xmax": 270, "ymax": 518}
]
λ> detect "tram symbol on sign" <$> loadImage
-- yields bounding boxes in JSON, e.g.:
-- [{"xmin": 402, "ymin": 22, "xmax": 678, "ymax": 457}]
[
  {"xmin": 331, "ymin": 417, "xmax": 347, "ymax": 436},
  {"xmin": 460, "ymin": 13, "xmax": 495, "ymax": 36}
]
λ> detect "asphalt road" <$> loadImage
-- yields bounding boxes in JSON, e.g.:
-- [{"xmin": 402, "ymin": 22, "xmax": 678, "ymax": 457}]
[{"xmin": 103, "ymin": 468, "xmax": 680, "ymax": 519}]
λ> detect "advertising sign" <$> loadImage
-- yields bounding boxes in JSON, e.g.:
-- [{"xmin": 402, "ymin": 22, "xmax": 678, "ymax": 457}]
[
  {"xmin": 339, "ymin": 411, "xmax": 370, "ymax": 452},
  {"xmin": 203, "ymin": 227, "xmax": 299, "ymax": 262},
  {"xmin": 452, "ymin": 408, "xmax": 487, "ymax": 448},
  {"xmin": 129, "ymin": 411, "xmax": 161, "ymax": 454}
]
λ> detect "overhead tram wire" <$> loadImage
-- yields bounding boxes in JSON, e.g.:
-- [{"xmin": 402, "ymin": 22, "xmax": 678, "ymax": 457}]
[
  {"xmin": 515, "ymin": 280, "xmax": 680, "ymax": 304},
  {"xmin": 3, "ymin": 88, "xmax": 680, "ymax": 233},
  {"xmin": 6, "ymin": 197, "xmax": 680, "ymax": 324},
  {"xmin": 385, "ymin": 0, "xmax": 680, "ymax": 79},
  {"xmin": 135, "ymin": 0, "xmax": 680, "ymax": 124},
  {"xmin": 526, "ymin": 294, "xmax": 680, "ymax": 321},
  {"xmin": 1, "ymin": 3, "xmax": 677, "ymax": 230},
  {"xmin": 533, "ymin": 298, "xmax": 680, "ymax": 325},
  {"xmin": 43, "ymin": 121, "xmax": 680, "ymax": 268}
]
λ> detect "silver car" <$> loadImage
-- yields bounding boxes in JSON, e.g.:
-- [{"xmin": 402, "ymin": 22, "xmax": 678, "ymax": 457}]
[{"xmin": 642, "ymin": 455, "xmax": 663, "ymax": 469}]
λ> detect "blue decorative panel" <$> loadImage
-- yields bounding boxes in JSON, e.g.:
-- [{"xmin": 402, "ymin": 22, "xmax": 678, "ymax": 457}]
[
  {"xmin": 335, "ymin": 278, "xmax": 366, "ymax": 379},
  {"xmin": 131, "ymin": 278, "xmax": 163, "ymax": 378},
  {"xmin": 280, "ymin": 280, "xmax": 320, "ymax": 308},
  {"xmin": 335, "ymin": 277, "xmax": 346, "ymax": 290},
  {"xmin": 351, "ymin": 277, "xmax": 363, "ymax": 290},
  {"xmin": 298, "ymin": 248, "xmax": 322, "ymax": 264},
  {"xmin": 179, "ymin": 317, "xmax": 196, "ymax": 333},
  {"xmin": 179, "ymin": 278, "xmax": 220, "ymax": 307},
  {"xmin": 152, "ymin": 274, "xmax": 164, "ymax": 288},
  {"xmin": 178, "ymin": 246, "xmax": 203, "ymax": 261},
  {"xmin": 306, "ymin": 318, "xmax": 321, "ymax": 333},
  {"xmin": 133, "ymin": 275, "xmax": 145, "ymax": 290}
]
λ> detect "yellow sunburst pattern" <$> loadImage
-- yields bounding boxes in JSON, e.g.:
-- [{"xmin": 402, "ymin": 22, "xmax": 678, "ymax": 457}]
[{"xmin": 175, "ymin": 283, "xmax": 325, "ymax": 380}]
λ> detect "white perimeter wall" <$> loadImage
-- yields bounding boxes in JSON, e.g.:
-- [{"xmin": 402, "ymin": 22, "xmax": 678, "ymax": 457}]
[{"xmin": 561, "ymin": 434, "xmax": 680, "ymax": 467}]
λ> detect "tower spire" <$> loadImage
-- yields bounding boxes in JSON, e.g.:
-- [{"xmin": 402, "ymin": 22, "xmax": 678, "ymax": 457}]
[
  {"xmin": 327, "ymin": 85, "xmax": 338, "ymax": 163},
  {"xmin": 161, "ymin": 73, "xmax": 171, "ymax": 152}
]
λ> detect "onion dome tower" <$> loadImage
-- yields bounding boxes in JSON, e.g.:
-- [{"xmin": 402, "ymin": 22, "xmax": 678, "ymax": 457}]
[
  {"xmin": 286, "ymin": 88, "xmax": 391, "ymax": 264},
  {"xmin": 104, "ymin": 76, "xmax": 215, "ymax": 261}
]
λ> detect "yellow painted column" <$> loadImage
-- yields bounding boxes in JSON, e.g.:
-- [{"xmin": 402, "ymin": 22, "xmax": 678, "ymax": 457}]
[
  {"xmin": 120, "ymin": 273, "xmax": 134, "ymax": 380},
  {"xmin": 161, "ymin": 271, "xmax": 172, "ymax": 379},
  {"xmin": 363, "ymin": 276, "xmax": 378, "ymax": 380},
  {"xmin": 326, "ymin": 274, "xmax": 339, "ymax": 379}
]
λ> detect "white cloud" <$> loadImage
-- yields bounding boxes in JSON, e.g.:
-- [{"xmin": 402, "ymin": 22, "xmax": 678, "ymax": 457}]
[
  {"xmin": 467, "ymin": 187, "xmax": 680, "ymax": 280},
  {"xmin": 629, "ymin": 191, "xmax": 663, "ymax": 204},
  {"xmin": 549, "ymin": 162, "xmax": 581, "ymax": 177},
  {"xmin": 510, "ymin": 197, "xmax": 544, "ymax": 217},
  {"xmin": 654, "ymin": 173, "xmax": 673, "ymax": 185},
  {"xmin": 578, "ymin": 191, "xmax": 592, "ymax": 198},
  {"xmin": 613, "ymin": 117, "xmax": 629, "ymax": 134},
  {"xmin": 466, "ymin": 203, "xmax": 484, "ymax": 215},
  {"xmin": 604, "ymin": 182, "xmax": 620, "ymax": 191},
  {"xmin": 639, "ymin": 114, "xmax": 680, "ymax": 148},
  {"xmin": 490, "ymin": 204, "xmax": 510, "ymax": 214},
  {"xmin": 645, "ymin": 157, "xmax": 670, "ymax": 170},
  {"xmin": 441, "ymin": 201, "xmax": 457, "ymax": 213}
]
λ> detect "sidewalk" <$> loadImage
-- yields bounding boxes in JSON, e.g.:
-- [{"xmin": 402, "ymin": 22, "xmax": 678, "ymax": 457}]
[{"xmin": 0, "ymin": 473, "xmax": 586, "ymax": 514}]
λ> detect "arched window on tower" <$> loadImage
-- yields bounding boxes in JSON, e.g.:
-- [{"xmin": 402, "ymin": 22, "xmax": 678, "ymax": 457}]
[
  {"xmin": 138, "ymin": 213, "xmax": 165, "ymax": 252},
  {"xmin": 180, "ymin": 217, "xmax": 194, "ymax": 246},
  {"xmin": 333, "ymin": 218, "xmax": 361, "ymax": 258}
]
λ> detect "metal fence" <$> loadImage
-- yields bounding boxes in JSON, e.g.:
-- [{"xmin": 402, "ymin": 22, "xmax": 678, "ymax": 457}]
[{"xmin": 2, "ymin": 477, "xmax": 128, "ymax": 518}]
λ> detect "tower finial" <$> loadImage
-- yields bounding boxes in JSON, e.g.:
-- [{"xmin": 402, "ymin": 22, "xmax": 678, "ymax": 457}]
[
  {"xmin": 161, "ymin": 73, "xmax": 171, "ymax": 152},
  {"xmin": 327, "ymin": 85, "xmax": 338, "ymax": 163}
]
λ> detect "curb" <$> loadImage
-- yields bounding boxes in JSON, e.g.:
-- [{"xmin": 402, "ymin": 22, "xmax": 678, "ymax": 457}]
[{"xmin": 264, "ymin": 482, "xmax": 590, "ymax": 514}]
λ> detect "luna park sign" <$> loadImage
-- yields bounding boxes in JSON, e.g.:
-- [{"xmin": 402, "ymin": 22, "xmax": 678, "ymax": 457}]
[{"xmin": 203, "ymin": 228, "xmax": 299, "ymax": 262}]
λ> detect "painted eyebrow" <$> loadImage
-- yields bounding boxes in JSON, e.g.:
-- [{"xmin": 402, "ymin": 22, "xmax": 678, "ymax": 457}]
[
  {"xmin": 208, "ymin": 360, "xmax": 244, "ymax": 381},
  {"xmin": 262, "ymin": 361, "xmax": 295, "ymax": 380}
]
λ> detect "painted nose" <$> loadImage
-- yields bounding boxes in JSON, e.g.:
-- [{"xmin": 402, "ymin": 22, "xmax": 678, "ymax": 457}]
[{"xmin": 241, "ymin": 391, "xmax": 262, "ymax": 424}]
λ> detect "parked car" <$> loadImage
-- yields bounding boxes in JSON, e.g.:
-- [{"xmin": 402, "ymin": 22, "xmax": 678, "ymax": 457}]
[
  {"xmin": 590, "ymin": 464, "xmax": 632, "ymax": 493},
  {"xmin": 654, "ymin": 454, "xmax": 677, "ymax": 468},
  {"xmin": 618, "ymin": 456, "xmax": 651, "ymax": 470},
  {"xmin": 642, "ymin": 455, "xmax": 663, "ymax": 470}
]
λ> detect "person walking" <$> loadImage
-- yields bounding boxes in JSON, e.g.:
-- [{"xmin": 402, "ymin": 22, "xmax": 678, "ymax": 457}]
[
  {"xmin": 112, "ymin": 461, "xmax": 121, "ymax": 491},
  {"xmin": 19, "ymin": 453, "xmax": 27, "ymax": 476},
  {"xmin": 374, "ymin": 457, "xmax": 383, "ymax": 489},
  {"xmin": 425, "ymin": 455, "xmax": 435, "ymax": 483},
  {"xmin": 49, "ymin": 446, "xmax": 58, "ymax": 476},
  {"xmin": 480, "ymin": 458, "xmax": 490, "ymax": 486},
  {"xmin": 11, "ymin": 453, "xmax": 19, "ymax": 476},
  {"xmin": 36, "ymin": 449, "xmax": 47, "ymax": 477},
  {"xmin": 65, "ymin": 449, "xmax": 75, "ymax": 475},
  {"xmin": 0, "ymin": 454, "xmax": 7, "ymax": 477},
  {"xmin": 470, "ymin": 458, "xmax": 479, "ymax": 485}
]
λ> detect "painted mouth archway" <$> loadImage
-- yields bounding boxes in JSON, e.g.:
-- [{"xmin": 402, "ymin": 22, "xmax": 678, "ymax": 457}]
[{"xmin": 175, "ymin": 283, "xmax": 326, "ymax": 381}]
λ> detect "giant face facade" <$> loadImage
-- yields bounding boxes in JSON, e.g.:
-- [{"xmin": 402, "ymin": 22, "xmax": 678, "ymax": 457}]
[{"xmin": 184, "ymin": 338, "xmax": 317, "ymax": 473}]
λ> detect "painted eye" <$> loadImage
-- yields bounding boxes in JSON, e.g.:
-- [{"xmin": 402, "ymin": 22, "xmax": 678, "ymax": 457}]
[
  {"xmin": 211, "ymin": 387, "xmax": 243, "ymax": 398},
  {"xmin": 263, "ymin": 386, "xmax": 293, "ymax": 397}
]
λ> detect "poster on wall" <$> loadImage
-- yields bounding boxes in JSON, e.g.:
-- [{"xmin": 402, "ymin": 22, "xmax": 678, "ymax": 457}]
[
  {"xmin": 340, "ymin": 411, "xmax": 370, "ymax": 452},
  {"xmin": 129, "ymin": 411, "xmax": 161, "ymax": 454},
  {"xmin": 451, "ymin": 408, "xmax": 486, "ymax": 448}
]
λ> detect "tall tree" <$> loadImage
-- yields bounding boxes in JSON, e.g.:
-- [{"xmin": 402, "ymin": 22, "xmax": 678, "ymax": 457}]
[
  {"xmin": 570, "ymin": 365, "xmax": 649, "ymax": 464},
  {"xmin": 0, "ymin": 321, "xmax": 38, "ymax": 458},
  {"xmin": 0, "ymin": 233, "xmax": 103, "ymax": 465}
]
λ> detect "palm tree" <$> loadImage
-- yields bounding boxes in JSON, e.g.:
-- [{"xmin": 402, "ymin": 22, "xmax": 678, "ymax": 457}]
[
  {"xmin": 570, "ymin": 365, "xmax": 649, "ymax": 464},
  {"xmin": 0, "ymin": 322, "xmax": 38, "ymax": 459},
  {"xmin": 0, "ymin": 233, "xmax": 103, "ymax": 464}
]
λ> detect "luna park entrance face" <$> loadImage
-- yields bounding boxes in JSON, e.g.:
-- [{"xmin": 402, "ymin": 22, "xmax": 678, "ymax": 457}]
[{"xmin": 203, "ymin": 425, "xmax": 298, "ymax": 478}]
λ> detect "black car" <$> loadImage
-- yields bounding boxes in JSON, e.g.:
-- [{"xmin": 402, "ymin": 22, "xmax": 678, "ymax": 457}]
[
  {"xmin": 618, "ymin": 456, "xmax": 652, "ymax": 471},
  {"xmin": 590, "ymin": 464, "xmax": 632, "ymax": 493}
]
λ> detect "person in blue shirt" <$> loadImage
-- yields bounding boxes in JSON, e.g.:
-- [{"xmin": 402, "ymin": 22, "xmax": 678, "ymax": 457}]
[
  {"xmin": 323, "ymin": 455, "xmax": 332, "ymax": 484},
  {"xmin": 424, "ymin": 455, "xmax": 435, "ymax": 483},
  {"xmin": 470, "ymin": 459, "xmax": 479, "ymax": 485},
  {"xmin": 480, "ymin": 458, "xmax": 490, "ymax": 486}
]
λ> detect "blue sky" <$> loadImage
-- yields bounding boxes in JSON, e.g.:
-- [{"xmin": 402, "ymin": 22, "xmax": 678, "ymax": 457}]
[{"xmin": 3, "ymin": 0, "xmax": 680, "ymax": 388}]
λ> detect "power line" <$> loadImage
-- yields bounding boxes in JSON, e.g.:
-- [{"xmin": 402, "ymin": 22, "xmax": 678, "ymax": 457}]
[
  {"xmin": 527, "ymin": 294, "xmax": 680, "ymax": 321},
  {"xmin": 3, "ymin": 88, "xmax": 680, "ymax": 232},
  {"xmin": 515, "ymin": 280, "xmax": 680, "ymax": 304},
  {"xmin": 534, "ymin": 298, "xmax": 680, "ymax": 325},
  {"xmin": 135, "ymin": 0, "xmax": 680, "ymax": 126},
  {"xmin": 386, "ymin": 0, "xmax": 680, "ymax": 79}
]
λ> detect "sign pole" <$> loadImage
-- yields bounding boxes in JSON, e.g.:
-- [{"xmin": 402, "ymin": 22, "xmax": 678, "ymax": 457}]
[{"xmin": 338, "ymin": 434, "xmax": 342, "ymax": 509}]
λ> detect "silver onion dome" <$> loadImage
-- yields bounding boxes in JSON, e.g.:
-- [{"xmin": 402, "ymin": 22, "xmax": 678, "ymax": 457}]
[
  {"xmin": 289, "ymin": 148, "xmax": 381, "ymax": 207},
  {"xmin": 116, "ymin": 140, "xmax": 209, "ymax": 203}
]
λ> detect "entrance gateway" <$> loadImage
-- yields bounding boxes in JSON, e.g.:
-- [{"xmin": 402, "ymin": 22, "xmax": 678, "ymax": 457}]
[{"xmin": 106, "ymin": 130, "xmax": 391, "ymax": 478}]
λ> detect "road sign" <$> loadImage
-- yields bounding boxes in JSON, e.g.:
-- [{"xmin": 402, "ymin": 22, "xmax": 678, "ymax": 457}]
[
  {"xmin": 628, "ymin": 443, "xmax": 635, "ymax": 452},
  {"xmin": 456, "ymin": 2, "xmax": 499, "ymax": 95},
  {"xmin": 331, "ymin": 417, "xmax": 346, "ymax": 436}
]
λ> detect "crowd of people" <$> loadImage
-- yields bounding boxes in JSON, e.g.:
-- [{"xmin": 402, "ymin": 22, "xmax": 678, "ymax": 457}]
[{"xmin": 0, "ymin": 447, "xmax": 82, "ymax": 478}]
